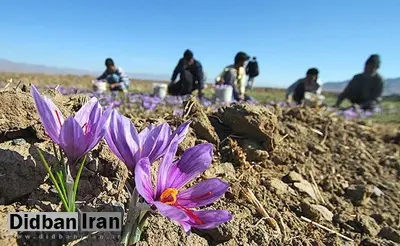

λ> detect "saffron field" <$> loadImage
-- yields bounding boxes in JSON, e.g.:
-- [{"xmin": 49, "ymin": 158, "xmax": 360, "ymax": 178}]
[{"xmin": 0, "ymin": 73, "xmax": 399, "ymax": 246}]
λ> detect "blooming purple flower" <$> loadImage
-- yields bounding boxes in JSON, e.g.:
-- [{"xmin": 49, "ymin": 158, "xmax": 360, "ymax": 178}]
[
  {"xmin": 364, "ymin": 111, "xmax": 373, "ymax": 117},
  {"xmin": 173, "ymin": 108, "xmax": 184, "ymax": 117},
  {"xmin": 135, "ymin": 143, "xmax": 232, "ymax": 232},
  {"xmin": 31, "ymin": 85, "xmax": 111, "ymax": 163},
  {"xmin": 104, "ymin": 110, "xmax": 191, "ymax": 170}
]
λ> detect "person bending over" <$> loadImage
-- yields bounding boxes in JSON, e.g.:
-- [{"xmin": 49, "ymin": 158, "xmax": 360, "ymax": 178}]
[
  {"xmin": 215, "ymin": 52, "xmax": 250, "ymax": 101},
  {"xmin": 168, "ymin": 49, "xmax": 205, "ymax": 98},
  {"xmin": 286, "ymin": 68, "xmax": 322, "ymax": 105},
  {"xmin": 97, "ymin": 58, "xmax": 130, "ymax": 92},
  {"xmin": 336, "ymin": 54, "xmax": 384, "ymax": 110}
]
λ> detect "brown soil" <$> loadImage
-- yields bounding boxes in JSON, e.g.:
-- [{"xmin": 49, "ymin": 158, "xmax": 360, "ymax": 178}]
[{"xmin": 0, "ymin": 87, "xmax": 399, "ymax": 246}]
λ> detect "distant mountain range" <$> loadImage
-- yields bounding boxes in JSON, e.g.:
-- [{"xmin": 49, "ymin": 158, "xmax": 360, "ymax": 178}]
[
  {"xmin": 0, "ymin": 59, "xmax": 170, "ymax": 81},
  {"xmin": 323, "ymin": 77, "xmax": 400, "ymax": 96},
  {"xmin": 1, "ymin": 58, "xmax": 399, "ymax": 95}
]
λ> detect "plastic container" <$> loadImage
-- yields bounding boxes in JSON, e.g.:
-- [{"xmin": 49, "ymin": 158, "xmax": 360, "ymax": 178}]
[
  {"xmin": 215, "ymin": 84, "xmax": 233, "ymax": 103},
  {"xmin": 304, "ymin": 92, "xmax": 325, "ymax": 106},
  {"xmin": 92, "ymin": 81, "xmax": 108, "ymax": 93},
  {"xmin": 152, "ymin": 83, "xmax": 168, "ymax": 99}
]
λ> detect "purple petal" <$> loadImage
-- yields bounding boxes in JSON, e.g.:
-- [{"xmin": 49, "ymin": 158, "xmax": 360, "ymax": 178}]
[
  {"xmin": 74, "ymin": 98, "xmax": 101, "ymax": 127},
  {"xmin": 83, "ymin": 105, "xmax": 112, "ymax": 152},
  {"xmin": 180, "ymin": 210, "xmax": 232, "ymax": 231},
  {"xmin": 153, "ymin": 201, "xmax": 189, "ymax": 222},
  {"xmin": 137, "ymin": 126, "xmax": 151, "ymax": 146},
  {"xmin": 134, "ymin": 157, "xmax": 155, "ymax": 203},
  {"xmin": 154, "ymin": 120, "xmax": 192, "ymax": 171},
  {"xmin": 97, "ymin": 105, "xmax": 113, "ymax": 133},
  {"xmin": 181, "ymin": 222, "xmax": 191, "ymax": 233},
  {"xmin": 168, "ymin": 144, "xmax": 213, "ymax": 189},
  {"xmin": 156, "ymin": 121, "xmax": 192, "ymax": 169},
  {"xmin": 156, "ymin": 143, "xmax": 213, "ymax": 198},
  {"xmin": 31, "ymin": 85, "xmax": 64, "ymax": 144},
  {"xmin": 59, "ymin": 117, "xmax": 85, "ymax": 163},
  {"xmin": 176, "ymin": 178, "xmax": 229, "ymax": 208},
  {"xmin": 139, "ymin": 123, "xmax": 171, "ymax": 163},
  {"xmin": 104, "ymin": 110, "xmax": 140, "ymax": 169},
  {"xmin": 170, "ymin": 121, "xmax": 191, "ymax": 145},
  {"xmin": 173, "ymin": 109, "xmax": 184, "ymax": 117}
]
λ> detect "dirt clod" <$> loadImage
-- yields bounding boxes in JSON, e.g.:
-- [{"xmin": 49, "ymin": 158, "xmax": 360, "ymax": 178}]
[
  {"xmin": 379, "ymin": 227, "xmax": 400, "ymax": 243},
  {"xmin": 301, "ymin": 202, "xmax": 333, "ymax": 222},
  {"xmin": 0, "ymin": 141, "xmax": 55, "ymax": 204},
  {"xmin": 263, "ymin": 178, "xmax": 291, "ymax": 195},
  {"xmin": 283, "ymin": 171, "xmax": 304, "ymax": 183},
  {"xmin": 358, "ymin": 215, "xmax": 381, "ymax": 237},
  {"xmin": 345, "ymin": 184, "xmax": 374, "ymax": 206},
  {"xmin": 215, "ymin": 103, "xmax": 278, "ymax": 151},
  {"xmin": 183, "ymin": 97, "xmax": 220, "ymax": 145},
  {"xmin": 293, "ymin": 181, "xmax": 318, "ymax": 200}
]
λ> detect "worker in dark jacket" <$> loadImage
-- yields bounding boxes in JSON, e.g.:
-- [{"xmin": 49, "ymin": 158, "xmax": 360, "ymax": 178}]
[
  {"xmin": 286, "ymin": 68, "xmax": 322, "ymax": 105},
  {"xmin": 245, "ymin": 57, "xmax": 259, "ymax": 89},
  {"xmin": 168, "ymin": 49, "xmax": 205, "ymax": 98},
  {"xmin": 336, "ymin": 54, "xmax": 384, "ymax": 110}
]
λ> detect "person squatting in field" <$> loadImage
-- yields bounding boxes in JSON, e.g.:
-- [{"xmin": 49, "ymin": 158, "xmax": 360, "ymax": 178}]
[
  {"xmin": 168, "ymin": 49, "xmax": 205, "ymax": 98},
  {"xmin": 245, "ymin": 57, "xmax": 259, "ymax": 90},
  {"xmin": 285, "ymin": 68, "xmax": 323, "ymax": 105},
  {"xmin": 336, "ymin": 54, "xmax": 384, "ymax": 110},
  {"xmin": 97, "ymin": 58, "xmax": 130, "ymax": 92},
  {"xmin": 215, "ymin": 52, "xmax": 251, "ymax": 101}
]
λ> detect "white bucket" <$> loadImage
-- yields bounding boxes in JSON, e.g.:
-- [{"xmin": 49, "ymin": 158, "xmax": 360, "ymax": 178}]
[
  {"xmin": 92, "ymin": 81, "xmax": 108, "ymax": 93},
  {"xmin": 215, "ymin": 85, "xmax": 233, "ymax": 103},
  {"xmin": 304, "ymin": 92, "xmax": 325, "ymax": 106},
  {"xmin": 152, "ymin": 83, "xmax": 168, "ymax": 99}
]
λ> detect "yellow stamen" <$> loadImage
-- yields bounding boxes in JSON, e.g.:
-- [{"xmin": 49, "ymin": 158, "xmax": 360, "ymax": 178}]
[{"xmin": 160, "ymin": 188, "xmax": 179, "ymax": 205}]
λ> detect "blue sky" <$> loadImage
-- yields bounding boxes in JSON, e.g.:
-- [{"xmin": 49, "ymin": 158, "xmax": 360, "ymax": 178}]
[{"xmin": 0, "ymin": 0, "xmax": 399, "ymax": 88}]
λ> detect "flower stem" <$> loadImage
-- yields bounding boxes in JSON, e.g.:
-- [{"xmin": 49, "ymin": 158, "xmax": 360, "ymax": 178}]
[
  {"xmin": 72, "ymin": 155, "xmax": 87, "ymax": 212},
  {"xmin": 65, "ymin": 166, "xmax": 75, "ymax": 212},
  {"xmin": 128, "ymin": 210, "xmax": 149, "ymax": 245},
  {"xmin": 121, "ymin": 189, "xmax": 140, "ymax": 246},
  {"xmin": 36, "ymin": 148, "xmax": 70, "ymax": 211}
]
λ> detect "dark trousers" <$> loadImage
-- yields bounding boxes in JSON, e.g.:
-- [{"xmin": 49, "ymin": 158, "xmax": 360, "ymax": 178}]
[
  {"xmin": 168, "ymin": 70, "xmax": 195, "ymax": 96},
  {"xmin": 246, "ymin": 77, "xmax": 255, "ymax": 89},
  {"xmin": 350, "ymin": 98, "xmax": 378, "ymax": 111},
  {"xmin": 292, "ymin": 83, "xmax": 305, "ymax": 105},
  {"xmin": 105, "ymin": 74, "xmax": 126, "ymax": 92}
]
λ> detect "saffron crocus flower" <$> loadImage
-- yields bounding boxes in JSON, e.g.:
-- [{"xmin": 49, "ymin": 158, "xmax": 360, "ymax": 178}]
[
  {"xmin": 135, "ymin": 143, "xmax": 232, "ymax": 232},
  {"xmin": 31, "ymin": 85, "xmax": 111, "ymax": 163},
  {"xmin": 105, "ymin": 110, "xmax": 191, "ymax": 170}
]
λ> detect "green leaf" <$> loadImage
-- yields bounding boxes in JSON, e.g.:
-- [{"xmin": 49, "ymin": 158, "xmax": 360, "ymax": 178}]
[
  {"xmin": 129, "ymin": 211, "xmax": 149, "ymax": 245},
  {"xmin": 36, "ymin": 148, "xmax": 70, "ymax": 212},
  {"xmin": 56, "ymin": 170, "xmax": 68, "ymax": 202},
  {"xmin": 73, "ymin": 155, "xmax": 87, "ymax": 202},
  {"xmin": 121, "ymin": 189, "xmax": 140, "ymax": 246}
]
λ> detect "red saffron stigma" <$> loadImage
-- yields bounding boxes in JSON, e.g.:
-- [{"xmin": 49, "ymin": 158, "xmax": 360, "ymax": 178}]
[
  {"xmin": 193, "ymin": 192, "xmax": 212, "ymax": 201},
  {"xmin": 82, "ymin": 123, "xmax": 89, "ymax": 135},
  {"xmin": 55, "ymin": 110, "xmax": 62, "ymax": 127},
  {"xmin": 176, "ymin": 205, "xmax": 204, "ymax": 225}
]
